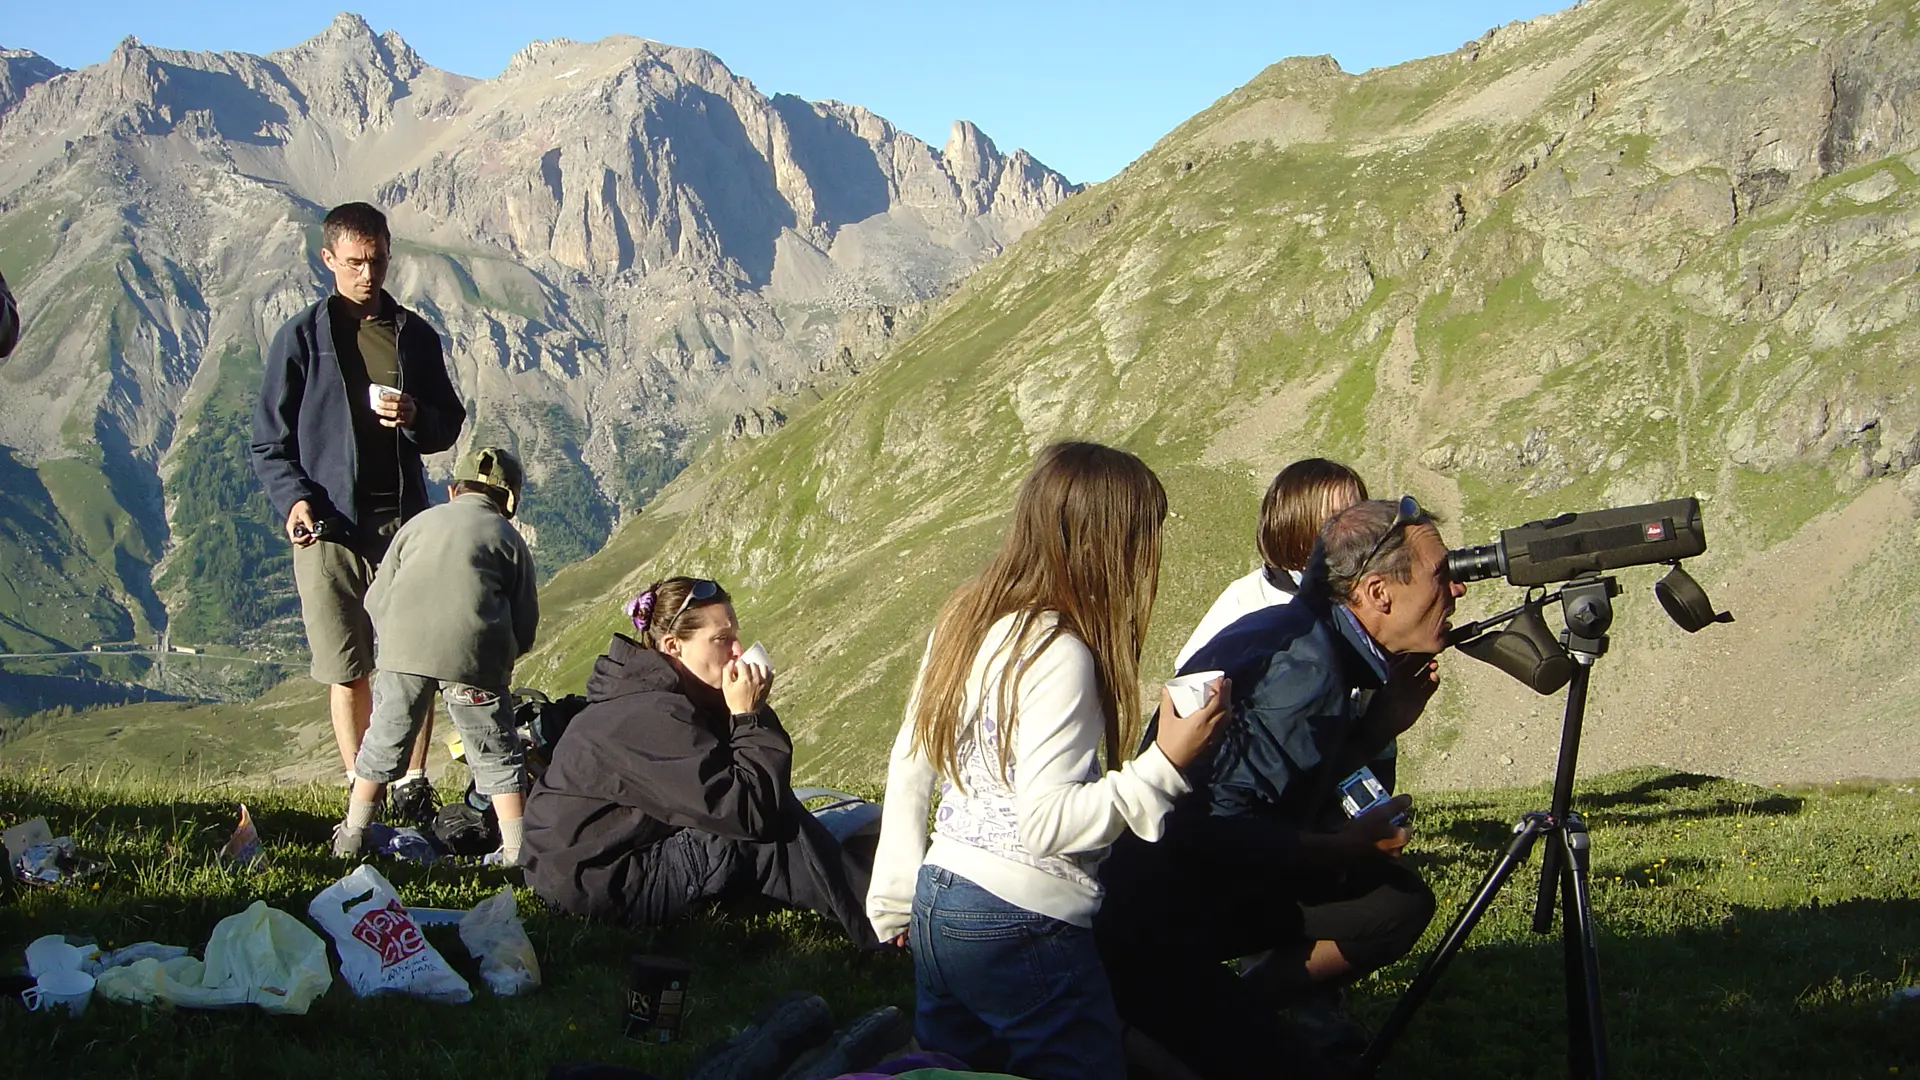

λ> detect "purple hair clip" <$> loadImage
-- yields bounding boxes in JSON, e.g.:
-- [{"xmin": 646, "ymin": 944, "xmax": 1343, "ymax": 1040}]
[{"xmin": 625, "ymin": 589, "xmax": 657, "ymax": 633}]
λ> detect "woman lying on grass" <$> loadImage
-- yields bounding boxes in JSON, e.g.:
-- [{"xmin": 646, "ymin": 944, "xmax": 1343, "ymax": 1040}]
[
  {"xmin": 522, "ymin": 576, "xmax": 876, "ymax": 946},
  {"xmin": 865, "ymin": 441, "xmax": 1229, "ymax": 1080}
]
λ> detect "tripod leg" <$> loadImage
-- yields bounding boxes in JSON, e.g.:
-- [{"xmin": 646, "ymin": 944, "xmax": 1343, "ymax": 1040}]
[
  {"xmin": 1535, "ymin": 833, "xmax": 1564, "ymax": 933},
  {"xmin": 1558, "ymin": 815, "xmax": 1610, "ymax": 1080},
  {"xmin": 1357, "ymin": 813, "xmax": 1550, "ymax": 1076},
  {"xmin": 1536, "ymin": 662, "xmax": 1595, "ymax": 933}
]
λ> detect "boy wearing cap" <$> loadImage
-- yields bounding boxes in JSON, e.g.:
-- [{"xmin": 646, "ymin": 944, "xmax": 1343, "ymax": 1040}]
[{"xmin": 333, "ymin": 447, "xmax": 540, "ymax": 864}]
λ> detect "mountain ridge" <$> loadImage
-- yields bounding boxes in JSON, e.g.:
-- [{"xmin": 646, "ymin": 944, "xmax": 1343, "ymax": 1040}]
[{"xmin": 0, "ymin": 13, "xmax": 1075, "ymax": 676}]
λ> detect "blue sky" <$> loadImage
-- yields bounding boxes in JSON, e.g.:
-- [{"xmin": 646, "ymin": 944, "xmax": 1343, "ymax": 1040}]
[{"xmin": 7, "ymin": 2, "xmax": 1567, "ymax": 183}]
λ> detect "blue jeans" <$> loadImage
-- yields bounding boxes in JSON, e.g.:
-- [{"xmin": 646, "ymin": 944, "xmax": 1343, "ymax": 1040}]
[{"xmin": 910, "ymin": 864, "xmax": 1125, "ymax": 1080}]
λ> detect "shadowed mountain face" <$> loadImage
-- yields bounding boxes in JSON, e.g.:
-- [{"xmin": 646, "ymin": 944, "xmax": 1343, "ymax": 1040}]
[
  {"xmin": 0, "ymin": 14, "xmax": 1075, "ymax": 667},
  {"xmin": 511, "ymin": 0, "xmax": 1920, "ymax": 790}
]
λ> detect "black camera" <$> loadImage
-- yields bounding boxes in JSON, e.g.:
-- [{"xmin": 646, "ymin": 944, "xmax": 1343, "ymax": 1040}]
[{"xmin": 1445, "ymin": 497, "xmax": 1707, "ymax": 587}]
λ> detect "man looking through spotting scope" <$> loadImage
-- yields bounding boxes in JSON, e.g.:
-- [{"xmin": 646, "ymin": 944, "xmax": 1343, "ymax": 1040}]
[
  {"xmin": 1096, "ymin": 496, "xmax": 1463, "ymax": 1078},
  {"xmin": 251, "ymin": 202, "xmax": 466, "ymax": 814}
]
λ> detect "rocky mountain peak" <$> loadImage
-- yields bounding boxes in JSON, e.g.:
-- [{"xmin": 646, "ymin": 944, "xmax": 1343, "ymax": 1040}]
[
  {"xmin": 268, "ymin": 11, "xmax": 426, "ymax": 133},
  {"xmin": 943, "ymin": 120, "xmax": 1004, "ymax": 216},
  {"xmin": 378, "ymin": 30, "xmax": 425, "ymax": 80},
  {"xmin": 943, "ymin": 119, "xmax": 997, "ymax": 169},
  {"xmin": 311, "ymin": 12, "xmax": 380, "ymax": 51},
  {"xmin": 505, "ymin": 37, "xmax": 581, "ymax": 74},
  {"xmin": 0, "ymin": 48, "xmax": 67, "ymax": 119}
]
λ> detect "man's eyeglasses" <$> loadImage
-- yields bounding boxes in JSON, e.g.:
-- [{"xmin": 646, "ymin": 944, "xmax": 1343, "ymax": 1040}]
[
  {"xmin": 666, "ymin": 578, "xmax": 721, "ymax": 628},
  {"xmin": 1356, "ymin": 495, "xmax": 1423, "ymax": 574}
]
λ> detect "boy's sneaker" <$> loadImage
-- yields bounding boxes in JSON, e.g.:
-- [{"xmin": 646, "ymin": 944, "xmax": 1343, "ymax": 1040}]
[
  {"xmin": 331, "ymin": 823, "xmax": 366, "ymax": 858},
  {"xmin": 390, "ymin": 777, "xmax": 439, "ymax": 824}
]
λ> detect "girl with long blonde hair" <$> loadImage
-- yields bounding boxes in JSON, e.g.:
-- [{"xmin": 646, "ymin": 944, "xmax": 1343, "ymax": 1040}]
[{"xmin": 866, "ymin": 441, "xmax": 1228, "ymax": 1080}]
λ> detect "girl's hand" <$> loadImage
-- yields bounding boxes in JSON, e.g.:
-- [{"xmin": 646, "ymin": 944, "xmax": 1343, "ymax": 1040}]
[
  {"xmin": 723, "ymin": 658, "xmax": 772, "ymax": 714},
  {"xmin": 1153, "ymin": 677, "xmax": 1231, "ymax": 771}
]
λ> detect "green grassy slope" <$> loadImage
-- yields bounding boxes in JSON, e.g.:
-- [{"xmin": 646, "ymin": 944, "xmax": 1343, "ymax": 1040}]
[
  {"xmin": 0, "ymin": 449, "xmax": 134, "ymax": 654},
  {"xmin": 153, "ymin": 341, "xmax": 300, "ymax": 651},
  {"xmin": 509, "ymin": 0, "xmax": 1920, "ymax": 784},
  {"xmin": 0, "ymin": 767, "xmax": 1913, "ymax": 1078},
  {"xmin": 1, "ymin": 676, "xmax": 331, "ymax": 778},
  {"xmin": 0, "ymin": 187, "xmax": 176, "ymax": 663}
]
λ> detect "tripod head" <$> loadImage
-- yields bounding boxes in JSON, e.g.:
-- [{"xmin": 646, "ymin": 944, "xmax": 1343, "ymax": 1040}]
[{"xmin": 1557, "ymin": 576, "xmax": 1617, "ymax": 657}]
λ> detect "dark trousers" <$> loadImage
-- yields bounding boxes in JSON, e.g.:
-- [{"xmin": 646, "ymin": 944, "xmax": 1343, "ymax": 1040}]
[
  {"xmin": 1095, "ymin": 830, "xmax": 1435, "ymax": 1080},
  {"xmin": 626, "ymin": 808, "xmax": 879, "ymax": 949}
]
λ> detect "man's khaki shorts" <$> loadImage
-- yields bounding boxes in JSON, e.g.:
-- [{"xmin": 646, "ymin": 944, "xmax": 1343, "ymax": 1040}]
[{"xmin": 292, "ymin": 538, "xmax": 378, "ymax": 685}]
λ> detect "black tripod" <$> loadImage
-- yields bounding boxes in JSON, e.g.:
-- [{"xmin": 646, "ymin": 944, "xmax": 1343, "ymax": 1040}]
[{"xmin": 1358, "ymin": 574, "xmax": 1620, "ymax": 1080}]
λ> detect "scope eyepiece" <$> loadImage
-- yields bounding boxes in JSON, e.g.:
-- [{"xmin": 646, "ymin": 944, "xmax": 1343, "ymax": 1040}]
[{"xmin": 1446, "ymin": 542, "xmax": 1505, "ymax": 583}]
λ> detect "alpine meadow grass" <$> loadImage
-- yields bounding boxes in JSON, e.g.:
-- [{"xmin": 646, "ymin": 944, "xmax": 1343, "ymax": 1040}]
[{"xmin": 1, "ymin": 765, "xmax": 1914, "ymax": 1079}]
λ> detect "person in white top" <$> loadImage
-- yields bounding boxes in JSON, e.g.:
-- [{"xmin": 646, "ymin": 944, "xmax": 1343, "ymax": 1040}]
[
  {"xmin": 866, "ymin": 441, "xmax": 1229, "ymax": 1080},
  {"xmin": 1175, "ymin": 458, "xmax": 1368, "ymax": 670}
]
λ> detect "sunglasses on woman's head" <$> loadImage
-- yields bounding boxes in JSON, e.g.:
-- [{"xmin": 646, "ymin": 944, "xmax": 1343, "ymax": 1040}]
[{"xmin": 667, "ymin": 578, "xmax": 721, "ymax": 627}]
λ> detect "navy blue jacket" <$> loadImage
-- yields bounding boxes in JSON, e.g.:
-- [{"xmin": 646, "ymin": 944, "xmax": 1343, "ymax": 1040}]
[
  {"xmin": 1178, "ymin": 594, "xmax": 1390, "ymax": 824},
  {"xmin": 250, "ymin": 291, "xmax": 464, "ymax": 536}
]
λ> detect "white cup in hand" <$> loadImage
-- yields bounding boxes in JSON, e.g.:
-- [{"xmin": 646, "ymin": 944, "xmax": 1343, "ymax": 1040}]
[
  {"xmin": 740, "ymin": 641, "xmax": 774, "ymax": 675},
  {"xmin": 368, "ymin": 383, "xmax": 401, "ymax": 411},
  {"xmin": 1165, "ymin": 670, "xmax": 1225, "ymax": 718}
]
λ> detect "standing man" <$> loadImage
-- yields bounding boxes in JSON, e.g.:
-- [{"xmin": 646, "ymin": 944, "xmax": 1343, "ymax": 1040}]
[{"xmin": 251, "ymin": 202, "xmax": 466, "ymax": 817}]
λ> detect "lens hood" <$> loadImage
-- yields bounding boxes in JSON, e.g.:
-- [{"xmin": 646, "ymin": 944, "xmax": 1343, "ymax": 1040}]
[{"xmin": 1654, "ymin": 564, "xmax": 1733, "ymax": 633}]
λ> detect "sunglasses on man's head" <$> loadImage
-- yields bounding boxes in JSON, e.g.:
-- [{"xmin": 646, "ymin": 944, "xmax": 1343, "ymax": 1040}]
[{"xmin": 1357, "ymin": 495, "xmax": 1423, "ymax": 573}]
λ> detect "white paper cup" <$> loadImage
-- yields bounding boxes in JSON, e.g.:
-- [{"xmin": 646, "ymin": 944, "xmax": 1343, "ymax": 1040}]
[
  {"xmin": 1165, "ymin": 670, "xmax": 1225, "ymax": 718},
  {"xmin": 21, "ymin": 967, "xmax": 93, "ymax": 1016},
  {"xmin": 740, "ymin": 641, "xmax": 774, "ymax": 676},
  {"xmin": 24, "ymin": 935, "xmax": 83, "ymax": 978},
  {"xmin": 367, "ymin": 382, "xmax": 401, "ymax": 411}
]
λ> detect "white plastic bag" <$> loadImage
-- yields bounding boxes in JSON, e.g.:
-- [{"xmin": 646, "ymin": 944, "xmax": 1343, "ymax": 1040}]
[
  {"xmin": 308, "ymin": 865, "xmax": 471, "ymax": 1003},
  {"xmin": 94, "ymin": 901, "xmax": 331, "ymax": 1014},
  {"xmin": 459, "ymin": 887, "xmax": 541, "ymax": 996}
]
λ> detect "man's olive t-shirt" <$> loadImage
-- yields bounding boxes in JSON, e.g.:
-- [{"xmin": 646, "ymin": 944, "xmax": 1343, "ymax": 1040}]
[{"xmin": 328, "ymin": 295, "xmax": 402, "ymax": 517}]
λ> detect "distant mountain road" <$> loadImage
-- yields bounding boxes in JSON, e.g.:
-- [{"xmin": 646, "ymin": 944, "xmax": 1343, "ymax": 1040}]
[{"xmin": 0, "ymin": 649, "xmax": 294, "ymax": 665}]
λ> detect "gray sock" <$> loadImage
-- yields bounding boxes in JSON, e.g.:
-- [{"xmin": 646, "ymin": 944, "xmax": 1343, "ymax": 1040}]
[
  {"xmin": 497, "ymin": 816, "xmax": 525, "ymax": 860},
  {"xmin": 345, "ymin": 797, "xmax": 377, "ymax": 831}
]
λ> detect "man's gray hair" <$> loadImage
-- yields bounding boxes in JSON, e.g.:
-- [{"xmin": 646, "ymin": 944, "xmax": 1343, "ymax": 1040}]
[{"xmin": 1303, "ymin": 498, "xmax": 1435, "ymax": 605}]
